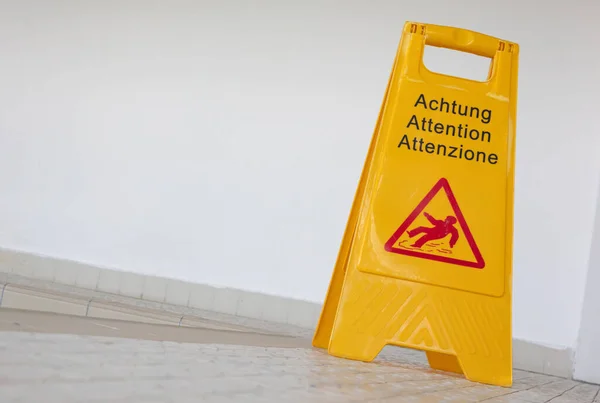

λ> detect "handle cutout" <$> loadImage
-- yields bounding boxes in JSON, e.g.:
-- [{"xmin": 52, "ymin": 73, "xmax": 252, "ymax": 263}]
[{"xmin": 422, "ymin": 45, "xmax": 492, "ymax": 83}]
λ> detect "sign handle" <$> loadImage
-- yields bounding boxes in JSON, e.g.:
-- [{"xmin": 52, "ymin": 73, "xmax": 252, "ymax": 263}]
[
  {"xmin": 402, "ymin": 22, "xmax": 517, "ymax": 95},
  {"xmin": 420, "ymin": 24, "xmax": 501, "ymax": 59}
]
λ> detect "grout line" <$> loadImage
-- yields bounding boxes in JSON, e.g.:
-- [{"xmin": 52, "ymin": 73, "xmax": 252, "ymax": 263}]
[
  {"xmin": 478, "ymin": 380, "xmax": 558, "ymax": 402},
  {"xmin": 85, "ymin": 298, "xmax": 93, "ymax": 317},
  {"xmin": 545, "ymin": 383, "xmax": 578, "ymax": 402},
  {"xmin": 0, "ymin": 283, "xmax": 7, "ymax": 307}
]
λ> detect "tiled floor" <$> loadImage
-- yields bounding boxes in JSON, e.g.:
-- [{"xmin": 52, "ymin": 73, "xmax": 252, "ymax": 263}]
[
  {"xmin": 0, "ymin": 272, "xmax": 598, "ymax": 402},
  {"xmin": 0, "ymin": 328, "xmax": 598, "ymax": 402}
]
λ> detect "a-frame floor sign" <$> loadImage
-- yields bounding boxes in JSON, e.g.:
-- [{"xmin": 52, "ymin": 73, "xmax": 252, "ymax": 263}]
[{"xmin": 313, "ymin": 22, "xmax": 519, "ymax": 387}]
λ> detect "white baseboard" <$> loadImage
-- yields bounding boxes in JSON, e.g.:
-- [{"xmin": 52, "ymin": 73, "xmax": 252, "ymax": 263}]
[
  {"xmin": 513, "ymin": 339, "xmax": 573, "ymax": 379},
  {"xmin": 0, "ymin": 246, "xmax": 574, "ymax": 379},
  {"xmin": 0, "ymin": 247, "xmax": 321, "ymax": 329}
]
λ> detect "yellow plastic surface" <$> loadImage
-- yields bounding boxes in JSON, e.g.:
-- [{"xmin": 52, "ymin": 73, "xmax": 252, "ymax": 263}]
[{"xmin": 313, "ymin": 22, "xmax": 519, "ymax": 387}]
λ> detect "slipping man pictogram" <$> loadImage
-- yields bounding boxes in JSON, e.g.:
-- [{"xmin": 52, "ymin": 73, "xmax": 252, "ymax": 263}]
[{"xmin": 407, "ymin": 212, "xmax": 459, "ymax": 248}]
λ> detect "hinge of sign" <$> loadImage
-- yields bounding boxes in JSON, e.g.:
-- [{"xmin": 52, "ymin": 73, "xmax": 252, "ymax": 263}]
[
  {"xmin": 497, "ymin": 41, "xmax": 516, "ymax": 53},
  {"xmin": 410, "ymin": 23, "xmax": 426, "ymax": 35}
]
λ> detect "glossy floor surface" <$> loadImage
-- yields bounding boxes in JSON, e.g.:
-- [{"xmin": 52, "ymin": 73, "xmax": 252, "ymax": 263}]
[{"xmin": 0, "ymin": 309, "xmax": 598, "ymax": 402}]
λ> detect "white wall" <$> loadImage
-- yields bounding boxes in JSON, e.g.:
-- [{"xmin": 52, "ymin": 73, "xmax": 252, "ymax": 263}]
[
  {"xmin": 0, "ymin": 0, "xmax": 599, "ymax": 351},
  {"xmin": 574, "ymin": 182, "xmax": 600, "ymax": 383}
]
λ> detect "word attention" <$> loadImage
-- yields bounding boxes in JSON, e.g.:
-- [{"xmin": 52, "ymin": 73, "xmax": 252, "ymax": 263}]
[{"xmin": 397, "ymin": 94, "xmax": 499, "ymax": 165}]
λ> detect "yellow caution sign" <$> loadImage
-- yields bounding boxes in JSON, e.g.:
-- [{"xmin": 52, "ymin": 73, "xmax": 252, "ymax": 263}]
[{"xmin": 313, "ymin": 22, "xmax": 519, "ymax": 387}]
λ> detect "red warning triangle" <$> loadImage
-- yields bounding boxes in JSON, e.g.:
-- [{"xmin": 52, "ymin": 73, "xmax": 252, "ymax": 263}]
[{"xmin": 384, "ymin": 178, "xmax": 485, "ymax": 269}]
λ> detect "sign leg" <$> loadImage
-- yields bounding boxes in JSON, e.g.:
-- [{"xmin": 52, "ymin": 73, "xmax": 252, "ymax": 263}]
[
  {"xmin": 426, "ymin": 351, "xmax": 463, "ymax": 374},
  {"xmin": 312, "ymin": 261, "xmax": 347, "ymax": 349},
  {"xmin": 457, "ymin": 351, "xmax": 512, "ymax": 387}
]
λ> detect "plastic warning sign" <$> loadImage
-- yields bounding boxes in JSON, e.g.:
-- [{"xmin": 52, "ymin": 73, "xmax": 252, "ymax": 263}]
[{"xmin": 312, "ymin": 22, "xmax": 519, "ymax": 387}]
